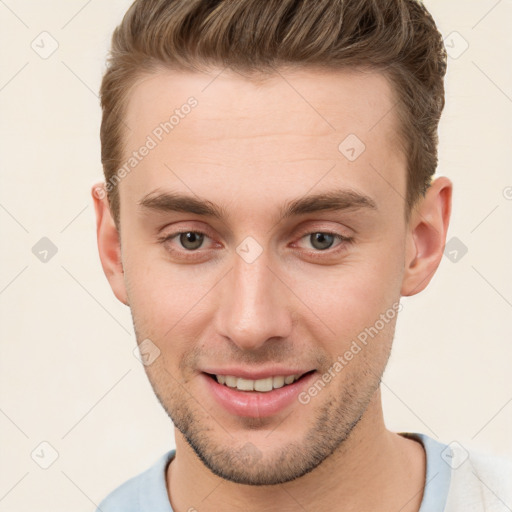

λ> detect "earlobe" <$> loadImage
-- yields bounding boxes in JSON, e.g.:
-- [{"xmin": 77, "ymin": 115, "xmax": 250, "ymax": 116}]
[
  {"xmin": 401, "ymin": 177, "xmax": 452, "ymax": 297},
  {"xmin": 91, "ymin": 182, "xmax": 129, "ymax": 306}
]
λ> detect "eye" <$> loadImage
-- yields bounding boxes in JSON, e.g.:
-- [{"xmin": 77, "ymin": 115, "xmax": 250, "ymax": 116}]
[
  {"xmin": 157, "ymin": 228, "xmax": 353, "ymax": 262},
  {"xmin": 308, "ymin": 232, "xmax": 336, "ymax": 251},
  {"xmin": 296, "ymin": 231, "xmax": 353, "ymax": 253},
  {"xmin": 158, "ymin": 230, "xmax": 210, "ymax": 251},
  {"xmin": 177, "ymin": 231, "xmax": 205, "ymax": 250}
]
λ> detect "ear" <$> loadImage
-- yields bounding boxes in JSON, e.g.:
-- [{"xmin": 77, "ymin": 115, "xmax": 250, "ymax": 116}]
[
  {"xmin": 91, "ymin": 182, "xmax": 128, "ymax": 306},
  {"xmin": 401, "ymin": 176, "xmax": 452, "ymax": 296}
]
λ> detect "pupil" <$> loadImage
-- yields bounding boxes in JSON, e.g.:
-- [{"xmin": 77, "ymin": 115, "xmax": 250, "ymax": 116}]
[
  {"xmin": 180, "ymin": 232, "xmax": 204, "ymax": 250},
  {"xmin": 311, "ymin": 233, "xmax": 334, "ymax": 250}
]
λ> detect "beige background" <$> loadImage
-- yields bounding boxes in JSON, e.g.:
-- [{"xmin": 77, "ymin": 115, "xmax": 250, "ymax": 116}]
[{"xmin": 1, "ymin": 1, "xmax": 511, "ymax": 511}]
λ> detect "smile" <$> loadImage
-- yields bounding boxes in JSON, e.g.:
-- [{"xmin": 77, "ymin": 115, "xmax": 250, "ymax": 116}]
[
  {"xmin": 202, "ymin": 371, "xmax": 317, "ymax": 418},
  {"xmin": 212, "ymin": 373, "xmax": 304, "ymax": 392}
]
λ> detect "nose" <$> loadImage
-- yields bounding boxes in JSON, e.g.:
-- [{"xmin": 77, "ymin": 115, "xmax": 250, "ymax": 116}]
[{"xmin": 214, "ymin": 249, "xmax": 294, "ymax": 351}]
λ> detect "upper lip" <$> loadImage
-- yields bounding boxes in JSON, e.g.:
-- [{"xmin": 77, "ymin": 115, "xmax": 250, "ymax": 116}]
[{"xmin": 202, "ymin": 367, "xmax": 314, "ymax": 380}]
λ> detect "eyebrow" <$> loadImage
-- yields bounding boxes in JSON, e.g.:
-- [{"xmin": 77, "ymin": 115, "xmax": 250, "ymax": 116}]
[{"xmin": 138, "ymin": 188, "xmax": 377, "ymax": 222}]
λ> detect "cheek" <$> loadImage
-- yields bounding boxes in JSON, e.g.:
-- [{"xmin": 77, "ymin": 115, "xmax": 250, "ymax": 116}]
[
  {"xmin": 289, "ymin": 254, "xmax": 402, "ymax": 337},
  {"xmin": 123, "ymin": 250, "xmax": 218, "ymax": 347}
]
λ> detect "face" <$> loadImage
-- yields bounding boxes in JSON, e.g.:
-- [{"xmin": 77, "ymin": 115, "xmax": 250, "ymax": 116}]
[{"xmin": 113, "ymin": 66, "xmax": 410, "ymax": 484}]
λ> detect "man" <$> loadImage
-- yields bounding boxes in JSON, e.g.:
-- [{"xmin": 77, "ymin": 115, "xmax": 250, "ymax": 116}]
[{"xmin": 92, "ymin": 0, "xmax": 511, "ymax": 510}]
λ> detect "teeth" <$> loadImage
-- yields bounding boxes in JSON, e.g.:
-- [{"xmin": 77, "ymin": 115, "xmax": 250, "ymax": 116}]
[
  {"xmin": 215, "ymin": 374, "xmax": 302, "ymax": 392},
  {"xmin": 225, "ymin": 375, "xmax": 238, "ymax": 388},
  {"xmin": 254, "ymin": 377, "xmax": 273, "ymax": 392},
  {"xmin": 237, "ymin": 378, "xmax": 254, "ymax": 391},
  {"xmin": 273, "ymin": 376, "xmax": 285, "ymax": 389}
]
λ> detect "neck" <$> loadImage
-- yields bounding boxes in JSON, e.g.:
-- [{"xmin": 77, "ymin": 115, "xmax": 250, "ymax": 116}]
[{"xmin": 166, "ymin": 389, "xmax": 426, "ymax": 512}]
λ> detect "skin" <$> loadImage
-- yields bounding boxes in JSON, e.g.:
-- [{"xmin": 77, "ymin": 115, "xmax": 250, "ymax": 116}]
[{"xmin": 92, "ymin": 66, "xmax": 452, "ymax": 512}]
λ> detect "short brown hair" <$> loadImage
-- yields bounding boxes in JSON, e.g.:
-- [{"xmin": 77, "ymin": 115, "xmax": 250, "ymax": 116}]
[{"xmin": 100, "ymin": 0, "xmax": 447, "ymax": 227}]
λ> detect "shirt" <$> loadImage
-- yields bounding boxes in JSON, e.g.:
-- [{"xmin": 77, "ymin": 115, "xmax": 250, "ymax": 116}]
[{"xmin": 95, "ymin": 432, "xmax": 512, "ymax": 511}]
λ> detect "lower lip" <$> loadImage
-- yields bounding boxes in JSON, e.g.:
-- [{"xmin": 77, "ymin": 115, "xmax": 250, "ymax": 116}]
[{"xmin": 201, "ymin": 372, "xmax": 316, "ymax": 418}]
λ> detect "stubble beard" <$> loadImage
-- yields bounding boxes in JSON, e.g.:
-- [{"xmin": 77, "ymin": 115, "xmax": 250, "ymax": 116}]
[{"xmin": 144, "ymin": 355, "xmax": 386, "ymax": 486}]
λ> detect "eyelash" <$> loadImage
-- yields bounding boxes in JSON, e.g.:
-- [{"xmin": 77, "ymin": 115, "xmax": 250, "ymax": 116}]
[{"xmin": 157, "ymin": 229, "xmax": 354, "ymax": 260}]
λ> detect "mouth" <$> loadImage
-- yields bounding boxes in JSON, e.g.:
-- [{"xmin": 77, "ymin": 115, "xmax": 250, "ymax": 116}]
[
  {"xmin": 201, "ymin": 370, "xmax": 317, "ymax": 418},
  {"xmin": 204, "ymin": 371, "xmax": 315, "ymax": 392}
]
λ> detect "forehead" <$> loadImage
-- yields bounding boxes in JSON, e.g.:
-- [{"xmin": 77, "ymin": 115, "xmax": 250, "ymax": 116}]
[
  {"xmin": 124, "ymin": 66, "xmax": 400, "ymax": 142},
  {"xmin": 119, "ymin": 66, "xmax": 405, "ymax": 218}
]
